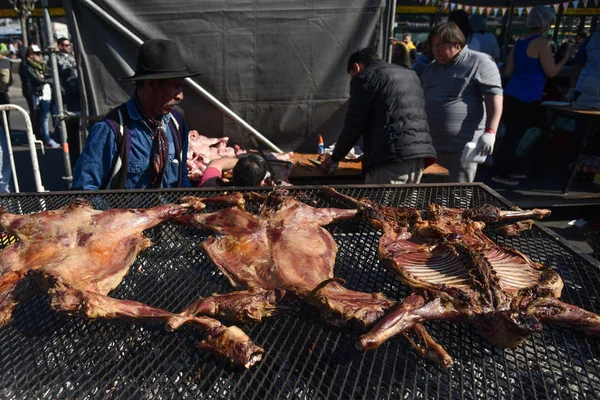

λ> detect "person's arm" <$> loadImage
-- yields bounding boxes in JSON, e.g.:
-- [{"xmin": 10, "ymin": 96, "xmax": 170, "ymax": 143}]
[
  {"xmin": 331, "ymin": 74, "xmax": 374, "ymax": 163},
  {"xmin": 475, "ymin": 94, "xmax": 503, "ymax": 156},
  {"xmin": 566, "ymin": 38, "xmax": 589, "ymax": 100},
  {"xmin": 539, "ymin": 39, "xmax": 574, "ymax": 78},
  {"xmin": 71, "ymin": 122, "xmax": 117, "ymax": 190},
  {"xmin": 474, "ymin": 55, "xmax": 504, "ymax": 156},
  {"xmin": 0, "ymin": 68, "xmax": 10, "ymax": 92},
  {"xmin": 199, "ymin": 157, "xmax": 239, "ymax": 187}
]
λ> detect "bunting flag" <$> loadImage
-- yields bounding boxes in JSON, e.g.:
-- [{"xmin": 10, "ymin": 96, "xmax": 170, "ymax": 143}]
[
  {"xmin": 457, "ymin": 3, "xmax": 463, "ymax": 9},
  {"xmin": 595, "ymin": 0, "xmax": 598, "ymax": 7},
  {"xmin": 450, "ymin": 3, "xmax": 456, "ymax": 11},
  {"xmin": 486, "ymin": 7, "xmax": 492, "ymax": 14},
  {"xmin": 517, "ymin": 7, "xmax": 524, "ymax": 16},
  {"xmin": 582, "ymin": 0, "xmax": 588, "ymax": 7},
  {"xmin": 562, "ymin": 1, "xmax": 569, "ymax": 10},
  {"xmin": 443, "ymin": 1, "xmax": 449, "ymax": 9},
  {"xmin": 502, "ymin": 7, "xmax": 508, "ymax": 15},
  {"xmin": 464, "ymin": 5, "xmax": 471, "ymax": 12},
  {"xmin": 553, "ymin": 3, "xmax": 560, "ymax": 12},
  {"xmin": 493, "ymin": 7, "xmax": 499, "ymax": 16},
  {"xmin": 572, "ymin": 0, "xmax": 579, "ymax": 8},
  {"xmin": 425, "ymin": 0, "xmax": 431, "ymax": 5},
  {"xmin": 526, "ymin": 6, "xmax": 532, "ymax": 13}
]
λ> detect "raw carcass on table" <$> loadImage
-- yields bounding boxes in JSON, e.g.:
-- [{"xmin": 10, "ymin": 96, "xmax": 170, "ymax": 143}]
[
  {"xmin": 0, "ymin": 199, "xmax": 262, "ymax": 368},
  {"xmin": 170, "ymin": 189, "xmax": 452, "ymax": 365},
  {"xmin": 325, "ymin": 187, "xmax": 600, "ymax": 366},
  {"xmin": 186, "ymin": 131, "xmax": 246, "ymax": 181}
]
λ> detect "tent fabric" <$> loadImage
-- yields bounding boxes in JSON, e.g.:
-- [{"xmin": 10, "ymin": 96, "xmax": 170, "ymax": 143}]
[{"xmin": 66, "ymin": 0, "xmax": 390, "ymax": 152}]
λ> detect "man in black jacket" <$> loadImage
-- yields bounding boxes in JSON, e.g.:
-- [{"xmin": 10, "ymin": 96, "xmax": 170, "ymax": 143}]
[{"xmin": 321, "ymin": 48, "xmax": 436, "ymax": 184}]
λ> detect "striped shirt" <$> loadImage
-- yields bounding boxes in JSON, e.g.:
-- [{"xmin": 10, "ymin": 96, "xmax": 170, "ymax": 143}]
[{"xmin": 421, "ymin": 47, "xmax": 502, "ymax": 153}]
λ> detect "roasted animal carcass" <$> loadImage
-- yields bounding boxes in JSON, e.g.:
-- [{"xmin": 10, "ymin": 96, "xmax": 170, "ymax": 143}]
[
  {"xmin": 171, "ymin": 190, "xmax": 392, "ymax": 328},
  {"xmin": 171, "ymin": 189, "xmax": 452, "ymax": 364},
  {"xmin": 325, "ymin": 187, "xmax": 600, "ymax": 366},
  {"xmin": 0, "ymin": 199, "xmax": 262, "ymax": 368}
]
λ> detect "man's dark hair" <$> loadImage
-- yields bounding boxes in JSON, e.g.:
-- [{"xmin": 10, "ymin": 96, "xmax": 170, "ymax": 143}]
[
  {"xmin": 428, "ymin": 22, "xmax": 466, "ymax": 49},
  {"xmin": 391, "ymin": 42, "xmax": 411, "ymax": 69},
  {"xmin": 57, "ymin": 37, "xmax": 70, "ymax": 46},
  {"xmin": 347, "ymin": 48, "xmax": 379, "ymax": 73},
  {"xmin": 448, "ymin": 10, "xmax": 473, "ymax": 43},
  {"xmin": 232, "ymin": 154, "xmax": 268, "ymax": 186}
]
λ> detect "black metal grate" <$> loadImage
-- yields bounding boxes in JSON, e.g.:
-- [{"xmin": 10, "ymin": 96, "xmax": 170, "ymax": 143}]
[{"xmin": 1, "ymin": 184, "xmax": 599, "ymax": 399}]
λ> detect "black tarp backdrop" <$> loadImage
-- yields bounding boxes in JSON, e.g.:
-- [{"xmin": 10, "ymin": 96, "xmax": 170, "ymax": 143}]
[{"xmin": 64, "ymin": 0, "xmax": 390, "ymax": 153}]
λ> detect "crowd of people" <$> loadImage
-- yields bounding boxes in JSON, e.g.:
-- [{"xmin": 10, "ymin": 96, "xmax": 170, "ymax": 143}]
[{"xmin": 325, "ymin": 6, "xmax": 596, "ymax": 187}]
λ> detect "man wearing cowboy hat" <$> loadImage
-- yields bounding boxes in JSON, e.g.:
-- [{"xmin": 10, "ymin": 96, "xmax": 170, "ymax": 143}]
[{"xmin": 72, "ymin": 39, "xmax": 200, "ymax": 190}]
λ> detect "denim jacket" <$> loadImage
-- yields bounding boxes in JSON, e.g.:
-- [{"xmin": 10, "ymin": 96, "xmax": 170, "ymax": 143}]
[{"xmin": 72, "ymin": 97, "xmax": 191, "ymax": 190}]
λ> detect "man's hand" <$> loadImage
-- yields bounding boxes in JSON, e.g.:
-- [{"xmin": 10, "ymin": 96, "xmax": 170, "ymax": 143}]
[
  {"xmin": 477, "ymin": 132, "xmax": 496, "ymax": 156},
  {"xmin": 320, "ymin": 155, "xmax": 338, "ymax": 174}
]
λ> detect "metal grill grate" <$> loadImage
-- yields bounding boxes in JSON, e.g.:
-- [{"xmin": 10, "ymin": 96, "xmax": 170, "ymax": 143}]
[{"xmin": 1, "ymin": 184, "xmax": 599, "ymax": 399}]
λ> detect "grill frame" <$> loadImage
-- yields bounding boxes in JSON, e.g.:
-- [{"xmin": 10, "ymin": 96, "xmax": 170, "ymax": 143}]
[{"xmin": 1, "ymin": 183, "xmax": 599, "ymax": 399}]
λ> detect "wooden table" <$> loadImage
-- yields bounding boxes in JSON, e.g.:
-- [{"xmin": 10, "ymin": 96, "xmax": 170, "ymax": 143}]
[
  {"xmin": 542, "ymin": 105, "xmax": 600, "ymax": 194},
  {"xmin": 288, "ymin": 153, "xmax": 448, "ymax": 184}
]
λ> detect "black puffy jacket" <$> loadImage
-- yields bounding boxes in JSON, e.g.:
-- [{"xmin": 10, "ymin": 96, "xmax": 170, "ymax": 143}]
[
  {"xmin": 331, "ymin": 60, "xmax": 436, "ymax": 173},
  {"xmin": 19, "ymin": 61, "xmax": 52, "ymax": 98}
]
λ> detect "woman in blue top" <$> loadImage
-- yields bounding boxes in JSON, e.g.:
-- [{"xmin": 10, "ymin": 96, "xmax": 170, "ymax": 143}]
[{"xmin": 492, "ymin": 6, "xmax": 575, "ymax": 185}]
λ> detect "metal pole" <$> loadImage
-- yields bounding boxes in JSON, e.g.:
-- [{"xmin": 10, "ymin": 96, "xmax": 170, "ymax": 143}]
[
  {"xmin": 0, "ymin": 104, "xmax": 47, "ymax": 192},
  {"xmin": 501, "ymin": 0, "xmax": 515, "ymax": 64},
  {"xmin": 80, "ymin": 0, "xmax": 283, "ymax": 153},
  {"xmin": 41, "ymin": 0, "xmax": 73, "ymax": 186},
  {"xmin": 386, "ymin": 0, "xmax": 398, "ymax": 63}
]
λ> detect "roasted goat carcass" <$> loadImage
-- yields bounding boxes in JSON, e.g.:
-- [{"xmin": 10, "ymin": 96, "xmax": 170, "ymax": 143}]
[
  {"xmin": 325, "ymin": 187, "xmax": 600, "ymax": 366},
  {"xmin": 171, "ymin": 190, "xmax": 391, "ymax": 328},
  {"xmin": 0, "ymin": 199, "xmax": 262, "ymax": 368},
  {"xmin": 171, "ymin": 189, "xmax": 452, "ymax": 364}
]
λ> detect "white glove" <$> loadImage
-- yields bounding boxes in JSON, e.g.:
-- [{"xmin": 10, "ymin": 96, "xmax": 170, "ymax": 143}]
[
  {"xmin": 477, "ymin": 132, "xmax": 496, "ymax": 156},
  {"xmin": 565, "ymin": 88, "xmax": 576, "ymax": 102}
]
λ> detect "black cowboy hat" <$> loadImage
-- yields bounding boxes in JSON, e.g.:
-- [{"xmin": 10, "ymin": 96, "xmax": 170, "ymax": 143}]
[{"xmin": 120, "ymin": 39, "xmax": 202, "ymax": 81}]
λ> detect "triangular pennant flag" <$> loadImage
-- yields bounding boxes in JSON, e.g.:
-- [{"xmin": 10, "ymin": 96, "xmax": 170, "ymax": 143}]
[
  {"xmin": 425, "ymin": 0, "xmax": 431, "ymax": 5},
  {"xmin": 444, "ymin": 1, "xmax": 449, "ymax": 9},
  {"xmin": 517, "ymin": 7, "xmax": 524, "ymax": 16},
  {"xmin": 594, "ymin": 0, "xmax": 598, "ymax": 7},
  {"xmin": 562, "ymin": 1, "xmax": 569, "ymax": 10},
  {"xmin": 457, "ymin": 3, "xmax": 463, "ymax": 9},
  {"xmin": 450, "ymin": 3, "xmax": 456, "ymax": 11},
  {"xmin": 582, "ymin": 0, "xmax": 588, "ymax": 7},
  {"xmin": 502, "ymin": 7, "xmax": 507, "ymax": 15},
  {"xmin": 553, "ymin": 3, "xmax": 560, "ymax": 12},
  {"xmin": 493, "ymin": 7, "xmax": 499, "ymax": 16},
  {"xmin": 572, "ymin": 0, "xmax": 579, "ymax": 8},
  {"xmin": 465, "ymin": 5, "xmax": 471, "ymax": 12},
  {"xmin": 526, "ymin": 6, "xmax": 532, "ymax": 13},
  {"xmin": 486, "ymin": 7, "xmax": 492, "ymax": 14}
]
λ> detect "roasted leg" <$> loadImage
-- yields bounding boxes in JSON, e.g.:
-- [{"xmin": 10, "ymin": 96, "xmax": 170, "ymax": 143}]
[{"xmin": 50, "ymin": 286, "xmax": 264, "ymax": 368}]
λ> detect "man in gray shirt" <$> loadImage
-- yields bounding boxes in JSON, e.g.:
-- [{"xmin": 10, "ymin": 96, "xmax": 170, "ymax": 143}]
[{"xmin": 421, "ymin": 22, "xmax": 503, "ymax": 182}]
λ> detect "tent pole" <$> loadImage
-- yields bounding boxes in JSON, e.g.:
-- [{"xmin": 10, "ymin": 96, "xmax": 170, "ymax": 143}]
[
  {"xmin": 501, "ymin": 0, "xmax": 515, "ymax": 64},
  {"xmin": 79, "ymin": 0, "xmax": 283, "ymax": 153},
  {"xmin": 41, "ymin": 0, "xmax": 73, "ymax": 187},
  {"xmin": 386, "ymin": 0, "xmax": 398, "ymax": 62}
]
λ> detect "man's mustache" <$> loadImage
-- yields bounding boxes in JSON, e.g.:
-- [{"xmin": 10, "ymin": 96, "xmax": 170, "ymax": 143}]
[{"xmin": 168, "ymin": 100, "xmax": 181, "ymax": 107}]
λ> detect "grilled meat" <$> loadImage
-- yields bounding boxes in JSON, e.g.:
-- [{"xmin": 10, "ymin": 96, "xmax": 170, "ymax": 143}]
[
  {"xmin": 174, "ymin": 189, "xmax": 394, "ymax": 329},
  {"xmin": 325, "ymin": 187, "xmax": 600, "ymax": 366},
  {"xmin": 173, "ymin": 189, "xmax": 452, "ymax": 366},
  {"xmin": 499, "ymin": 220, "xmax": 535, "ymax": 236},
  {"xmin": 0, "ymin": 199, "xmax": 262, "ymax": 368}
]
